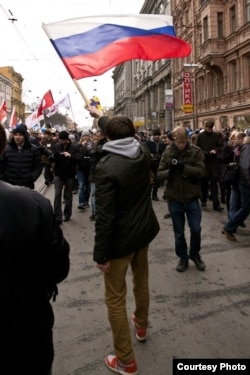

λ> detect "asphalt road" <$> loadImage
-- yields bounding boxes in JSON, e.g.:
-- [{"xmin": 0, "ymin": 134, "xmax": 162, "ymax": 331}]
[{"xmin": 36, "ymin": 176, "xmax": 250, "ymax": 375}]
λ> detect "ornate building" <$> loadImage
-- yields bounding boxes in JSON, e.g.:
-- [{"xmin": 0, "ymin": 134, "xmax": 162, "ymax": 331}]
[
  {"xmin": 113, "ymin": 0, "xmax": 250, "ymax": 131},
  {"xmin": 172, "ymin": 0, "xmax": 250, "ymax": 130},
  {"xmin": 0, "ymin": 66, "xmax": 25, "ymax": 125}
]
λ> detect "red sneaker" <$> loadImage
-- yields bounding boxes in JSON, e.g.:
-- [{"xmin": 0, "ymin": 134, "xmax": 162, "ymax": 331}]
[
  {"xmin": 105, "ymin": 355, "xmax": 138, "ymax": 375},
  {"xmin": 131, "ymin": 314, "xmax": 147, "ymax": 341}
]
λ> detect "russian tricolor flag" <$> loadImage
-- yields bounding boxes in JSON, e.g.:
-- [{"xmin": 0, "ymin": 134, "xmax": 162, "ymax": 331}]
[{"xmin": 43, "ymin": 14, "xmax": 191, "ymax": 79}]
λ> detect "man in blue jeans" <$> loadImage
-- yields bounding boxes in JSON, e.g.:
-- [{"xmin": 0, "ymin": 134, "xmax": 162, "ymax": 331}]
[
  {"xmin": 157, "ymin": 126, "xmax": 206, "ymax": 272},
  {"xmin": 223, "ymin": 132, "xmax": 250, "ymax": 241}
]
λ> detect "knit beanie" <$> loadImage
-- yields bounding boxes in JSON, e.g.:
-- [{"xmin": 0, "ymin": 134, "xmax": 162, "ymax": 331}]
[
  {"xmin": 12, "ymin": 124, "xmax": 28, "ymax": 137},
  {"xmin": 59, "ymin": 131, "xmax": 69, "ymax": 140}
]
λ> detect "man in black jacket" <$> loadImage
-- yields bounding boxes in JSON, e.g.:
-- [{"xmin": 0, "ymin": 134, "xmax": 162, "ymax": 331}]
[
  {"xmin": 145, "ymin": 128, "xmax": 166, "ymax": 201},
  {"xmin": 0, "ymin": 123, "xmax": 70, "ymax": 375},
  {"xmin": 49, "ymin": 130, "xmax": 82, "ymax": 223},
  {"xmin": 0, "ymin": 124, "xmax": 42, "ymax": 189},
  {"xmin": 196, "ymin": 120, "xmax": 224, "ymax": 211}
]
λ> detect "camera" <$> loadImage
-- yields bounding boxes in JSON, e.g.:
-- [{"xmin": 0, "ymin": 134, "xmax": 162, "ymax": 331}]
[{"xmin": 171, "ymin": 159, "xmax": 178, "ymax": 165}]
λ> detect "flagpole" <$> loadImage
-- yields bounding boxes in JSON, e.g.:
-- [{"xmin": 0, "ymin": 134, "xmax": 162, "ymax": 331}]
[
  {"xmin": 73, "ymin": 79, "xmax": 90, "ymax": 106},
  {"xmin": 67, "ymin": 94, "xmax": 76, "ymax": 129}
]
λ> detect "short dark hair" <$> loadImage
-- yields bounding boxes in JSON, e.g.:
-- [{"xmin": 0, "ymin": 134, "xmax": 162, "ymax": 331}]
[
  {"xmin": 205, "ymin": 120, "xmax": 214, "ymax": 128},
  {"xmin": 105, "ymin": 116, "xmax": 135, "ymax": 140}
]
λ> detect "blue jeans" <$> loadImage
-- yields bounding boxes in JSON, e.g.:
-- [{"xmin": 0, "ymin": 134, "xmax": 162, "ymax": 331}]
[
  {"xmin": 229, "ymin": 184, "xmax": 241, "ymax": 220},
  {"xmin": 90, "ymin": 182, "xmax": 96, "ymax": 215},
  {"xmin": 169, "ymin": 199, "xmax": 202, "ymax": 260},
  {"xmin": 77, "ymin": 170, "xmax": 89, "ymax": 204},
  {"xmin": 224, "ymin": 181, "xmax": 250, "ymax": 233}
]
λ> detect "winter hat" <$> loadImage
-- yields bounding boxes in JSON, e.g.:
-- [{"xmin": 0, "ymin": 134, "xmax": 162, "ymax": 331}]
[
  {"xmin": 12, "ymin": 124, "xmax": 28, "ymax": 137},
  {"xmin": 81, "ymin": 130, "xmax": 90, "ymax": 136},
  {"xmin": 166, "ymin": 131, "xmax": 174, "ymax": 141},
  {"xmin": 244, "ymin": 128, "xmax": 250, "ymax": 137},
  {"xmin": 59, "ymin": 131, "xmax": 69, "ymax": 140}
]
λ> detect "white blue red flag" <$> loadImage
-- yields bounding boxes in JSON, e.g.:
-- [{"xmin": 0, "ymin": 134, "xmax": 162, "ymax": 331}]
[{"xmin": 42, "ymin": 14, "xmax": 191, "ymax": 79}]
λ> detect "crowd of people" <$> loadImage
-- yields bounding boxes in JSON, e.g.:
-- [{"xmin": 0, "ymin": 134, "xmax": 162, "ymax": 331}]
[{"xmin": 1, "ymin": 113, "xmax": 250, "ymax": 375}]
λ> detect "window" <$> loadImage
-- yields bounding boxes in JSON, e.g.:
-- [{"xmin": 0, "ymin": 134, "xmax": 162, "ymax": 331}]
[
  {"xmin": 242, "ymin": 54, "xmax": 250, "ymax": 88},
  {"xmin": 230, "ymin": 5, "xmax": 236, "ymax": 33},
  {"xmin": 203, "ymin": 16, "xmax": 208, "ymax": 41},
  {"xmin": 246, "ymin": 0, "xmax": 250, "ymax": 22},
  {"xmin": 229, "ymin": 60, "xmax": 237, "ymax": 91},
  {"xmin": 217, "ymin": 12, "xmax": 224, "ymax": 38}
]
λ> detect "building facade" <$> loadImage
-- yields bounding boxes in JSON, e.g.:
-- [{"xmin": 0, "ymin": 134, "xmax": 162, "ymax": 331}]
[
  {"xmin": 0, "ymin": 73, "xmax": 12, "ymax": 119},
  {"xmin": 113, "ymin": 0, "xmax": 250, "ymax": 132},
  {"xmin": 0, "ymin": 66, "xmax": 25, "ymax": 125},
  {"xmin": 170, "ymin": 0, "xmax": 250, "ymax": 130}
]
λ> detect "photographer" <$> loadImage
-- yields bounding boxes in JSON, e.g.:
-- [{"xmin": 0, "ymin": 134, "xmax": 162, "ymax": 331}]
[{"xmin": 157, "ymin": 126, "xmax": 206, "ymax": 272}]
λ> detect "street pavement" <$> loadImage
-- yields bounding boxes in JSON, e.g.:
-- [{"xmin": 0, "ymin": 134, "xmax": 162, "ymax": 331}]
[{"xmin": 36, "ymin": 176, "xmax": 250, "ymax": 375}]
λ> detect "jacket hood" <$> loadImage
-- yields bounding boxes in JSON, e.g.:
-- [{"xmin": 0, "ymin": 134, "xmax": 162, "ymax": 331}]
[{"xmin": 103, "ymin": 137, "xmax": 140, "ymax": 158}]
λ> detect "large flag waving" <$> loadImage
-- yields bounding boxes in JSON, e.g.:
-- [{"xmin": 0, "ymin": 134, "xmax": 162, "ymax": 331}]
[
  {"xmin": 37, "ymin": 90, "xmax": 54, "ymax": 117},
  {"xmin": 25, "ymin": 109, "xmax": 44, "ymax": 129},
  {"xmin": 42, "ymin": 14, "xmax": 191, "ymax": 79},
  {"xmin": 46, "ymin": 93, "xmax": 71, "ymax": 117},
  {"xmin": 0, "ymin": 100, "xmax": 7, "ymax": 124}
]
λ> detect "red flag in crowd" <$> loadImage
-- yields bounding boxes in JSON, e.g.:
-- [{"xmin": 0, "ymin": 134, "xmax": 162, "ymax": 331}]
[
  {"xmin": 37, "ymin": 90, "xmax": 54, "ymax": 117},
  {"xmin": 0, "ymin": 100, "xmax": 7, "ymax": 124},
  {"xmin": 9, "ymin": 106, "xmax": 18, "ymax": 128}
]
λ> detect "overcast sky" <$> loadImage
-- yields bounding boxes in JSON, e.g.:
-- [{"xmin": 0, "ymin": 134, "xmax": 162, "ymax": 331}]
[{"xmin": 0, "ymin": 0, "xmax": 144, "ymax": 127}]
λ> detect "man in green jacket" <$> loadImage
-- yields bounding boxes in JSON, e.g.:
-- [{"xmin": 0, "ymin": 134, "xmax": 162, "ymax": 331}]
[
  {"xmin": 157, "ymin": 126, "xmax": 206, "ymax": 272},
  {"xmin": 93, "ymin": 115, "xmax": 160, "ymax": 375}
]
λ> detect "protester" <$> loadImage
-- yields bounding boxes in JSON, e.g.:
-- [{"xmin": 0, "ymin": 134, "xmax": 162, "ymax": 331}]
[
  {"xmin": 89, "ymin": 126, "xmax": 108, "ymax": 220},
  {"xmin": 196, "ymin": 120, "xmax": 224, "ymax": 211},
  {"xmin": 227, "ymin": 132, "xmax": 246, "ymax": 222},
  {"xmin": 41, "ymin": 129, "xmax": 57, "ymax": 185},
  {"xmin": 216, "ymin": 131, "xmax": 234, "ymax": 210},
  {"xmin": 163, "ymin": 131, "xmax": 174, "ymax": 219},
  {"xmin": 222, "ymin": 131, "xmax": 250, "ymax": 241},
  {"xmin": 0, "ymin": 124, "xmax": 42, "ymax": 189},
  {"xmin": 93, "ymin": 116, "xmax": 160, "ymax": 375},
  {"xmin": 49, "ymin": 130, "xmax": 82, "ymax": 224},
  {"xmin": 157, "ymin": 126, "xmax": 206, "ymax": 272},
  {"xmin": 145, "ymin": 128, "xmax": 166, "ymax": 201},
  {"xmin": 76, "ymin": 130, "xmax": 92, "ymax": 210},
  {"xmin": 0, "ymin": 122, "xmax": 70, "ymax": 375}
]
